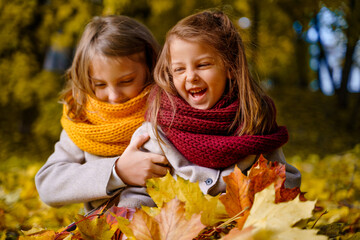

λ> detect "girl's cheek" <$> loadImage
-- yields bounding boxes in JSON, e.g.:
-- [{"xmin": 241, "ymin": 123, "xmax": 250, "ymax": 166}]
[{"xmin": 95, "ymin": 89, "xmax": 105, "ymax": 100}]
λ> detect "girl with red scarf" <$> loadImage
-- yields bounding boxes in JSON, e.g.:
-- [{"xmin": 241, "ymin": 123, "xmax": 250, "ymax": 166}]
[{"xmin": 117, "ymin": 10, "xmax": 301, "ymax": 208}]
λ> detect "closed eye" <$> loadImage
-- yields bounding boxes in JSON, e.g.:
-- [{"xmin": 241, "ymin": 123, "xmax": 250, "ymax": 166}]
[
  {"xmin": 119, "ymin": 79, "xmax": 134, "ymax": 84},
  {"xmin": 198, "ymin": 63, "xmax": 211, "ymax": 68},
  {"xmin": 94, "ymin": 83, "xmax": 106, "ymax": 87},
  {"xmin": 173, "ymin": 67, "xmax": 185, "ymax": 73}
]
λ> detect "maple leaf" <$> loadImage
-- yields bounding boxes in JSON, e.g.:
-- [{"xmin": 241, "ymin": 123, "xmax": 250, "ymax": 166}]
[
  {"xmin": 112, "ymin": 211, "xmax": 137, "ymax": 240},
  {"xmin": 146, "ymin": 172, "xmax": 177, "ymax": 208},
  {"xmin": 126, "ymin": 198, "xmax": 205, "ymax": 240},
  {"xmin": 219, "ymin": 155, "xmax": 302, "ymax": 229},
  {"xmin": 145, "ymin": 172, "xmax": 228, "ymax": 226},
  {"xmin": 155, "ymin": 198, "xmax": 205, "ymax": 240},
  {"xmin": 174, "ymin": 176, "xmax": 228, "ymax": 225},
  {"xmin": 174, "ymin": 177, "xmax": 206, "ymax": 216},
  {"xmin": 127, "ymin": 209, "xmax": 160, "ymax": 240},
  {"xmin": 219, "ymin": 164, "xmax": 251, "ymax": 228},
  {"xmin": 221, "ymin": 226, "xmax": 275, "ymax": 240},
  {"xmin": 19, "ymin": 228, "xmax": 56, "ymax": 240},
  {"xmin": 75, "ymin": 214, "xmax": 115, "ymax": 240},
  {"xmin": 238, "ymin": 184, "xmax": 327, "ymax": 240},
  {"xmin": 103, "ymin": 205, "xmax": 135, "ymax": 227}
]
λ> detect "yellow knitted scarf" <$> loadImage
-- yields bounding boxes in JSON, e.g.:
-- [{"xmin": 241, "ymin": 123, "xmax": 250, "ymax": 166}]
[{"xmin": 61, "ymin": 86, "xmax": 150, "ymax": 156}]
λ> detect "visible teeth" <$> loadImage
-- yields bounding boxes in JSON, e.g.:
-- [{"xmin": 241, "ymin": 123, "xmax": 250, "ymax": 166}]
[{"xmin": 189, "ymin": 88, "xmax": 204, "ymax": 93}]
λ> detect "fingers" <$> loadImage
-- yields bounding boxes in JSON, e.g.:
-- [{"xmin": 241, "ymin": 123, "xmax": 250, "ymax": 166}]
[
  {"xmin": 131, "ymin": 133, "xmax": 150, "ymax": 149},
  {"xmin": 142, "ymin": 167, "xmax": 170, "ymax": 186},
  {"xmin": 150, "ymin": 163, "xmax": 170, "ymax": 177},
  {"xmin": 135, "ymin": 164, "xmax": 170, "ymax": 186},
  {"xmin": 149, "ymin": 154, "xmax": 169, "ymax": 166}
]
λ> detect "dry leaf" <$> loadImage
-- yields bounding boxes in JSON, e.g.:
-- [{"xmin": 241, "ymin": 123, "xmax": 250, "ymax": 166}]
[
  {"xmin": 145, "ymin": 172, "xmax": 228, "ymax": 226},
  {"xmin": 242, "ymin": 184, "xmax": 327, "ymax": 240},
  {"xmin": 76, "ymin": 214, "xmax": 115, "ymax": 240},
  {"xmin": 19, "ymin": 228, "xmax": 56, "ymax": 240},
  {"xmin": 155, "ymin": 198, "xmax": 205, "ymax": 240},
  {"xmin": 127, "ymin": 210, "xmax": 160, "ymax": 240},
  {"xmin": 146, "ymin": 172, "xmax": 177, "ymax": 208},
  {"xmin": 220, "ymin": 155, "xmax": 302, "ymax": 229},
  {"xmin": 222, "ymin": 226, "xmax": 275, "ymax": 240},
  {"xmin": 219, "ymin": 164, "xmax": 252, "ymax": 229}
]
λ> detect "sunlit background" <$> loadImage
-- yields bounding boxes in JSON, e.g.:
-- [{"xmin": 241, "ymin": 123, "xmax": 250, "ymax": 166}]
[
  {"xmin": 0, "ymin": 0, "xmax": 359, "ymax": 160},
  {"xmin": 0, "ymin": 1, "xmax": 359, "ymax": 239}
]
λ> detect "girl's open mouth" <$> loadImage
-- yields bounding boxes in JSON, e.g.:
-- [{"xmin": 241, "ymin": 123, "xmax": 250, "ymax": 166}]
[{"xmin": 189, "ymin": 88, "xmax": 206, "ymax": 98}]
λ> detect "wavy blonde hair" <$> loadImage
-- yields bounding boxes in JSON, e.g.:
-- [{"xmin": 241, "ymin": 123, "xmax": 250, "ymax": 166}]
[
  {"xmin": 148, "ymin": 9, "xmax": 276, "ymax": 136},
  {"xmin": 61, "ymin": 15, "xmax": 160, "ymax": 120}
]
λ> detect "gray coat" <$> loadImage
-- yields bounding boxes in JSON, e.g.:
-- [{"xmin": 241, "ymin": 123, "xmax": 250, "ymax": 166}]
[{"xmin": 35, "ymin": 129, "xmax": 123, "ymax": 212}]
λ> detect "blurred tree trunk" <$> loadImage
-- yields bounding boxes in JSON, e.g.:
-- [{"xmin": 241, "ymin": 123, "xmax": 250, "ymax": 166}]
[
  {"xmin": 275, "ymin": 0, "xmax": 320, "ymax": 88},
  {"xmin": 313, "ymin": 13, "xmax": 336, "ymax": 92},
  {"xmin": 336, "ymin": 0, "xmax": 360, "ymax": 109},
  {"xmin": 338, "ymin": 42, "xmax": 356, "ymax": 108},
  {"xmin": 294, "ymin": 34, "xmax": 309, "ymax": 88}
]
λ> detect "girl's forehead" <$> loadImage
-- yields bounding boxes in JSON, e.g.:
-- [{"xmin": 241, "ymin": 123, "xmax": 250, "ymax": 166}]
[
  {"xmin": 168, "ymin": 38, "xmax": 224, "ymax": 63},
  {"xmin": 168, "ymin": 36, "xmax": 219, "ymax": 53},
  {"xmin": 90, "ymin": 51, "xmax": 146, "ymax": 65}
]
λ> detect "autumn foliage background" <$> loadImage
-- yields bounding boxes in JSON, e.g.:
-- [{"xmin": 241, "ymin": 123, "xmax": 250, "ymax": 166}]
[{"xmin": 0, "ymin": 0, "xmax": 359, "ymax": 239}]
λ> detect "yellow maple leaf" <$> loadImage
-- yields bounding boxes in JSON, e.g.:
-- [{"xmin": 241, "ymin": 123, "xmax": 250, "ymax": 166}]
[
  {"xmin": 146, "ymin": 172, "xmax": 177, "ymax": 208},
  {"xmin": 174, "ymin": 177, "xmax": 205, "ymax": 217},
  {"xmin": 19, "ymin": 228, "xmax": 56, "ymax": 240},
  {"xmin": 239, "ymin": 184, "xmax": 328, "ymax": 240},
  {"xmin": 111, "ymin": 212, "xmax": 136, "ymax": 240},
  {"xmin": 145, "ymin": 173, "xmax": 228, "ymax": 226},
  {"xmin": 76, "ymin": 214, "xmax": 115, "ymax": 240}
]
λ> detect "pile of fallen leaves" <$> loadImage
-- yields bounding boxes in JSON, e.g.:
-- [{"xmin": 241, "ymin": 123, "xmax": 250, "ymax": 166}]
[
  {"xmin": 19, "ymin": 156, "xmax": 327, "ymax": 239},
  {"xmin": 290, "ymin": 145, "xmax": 360, "ymax": 239},
  {"xmin": 1, "ymin": 145, "xmax": 359, "ymax": 239}
]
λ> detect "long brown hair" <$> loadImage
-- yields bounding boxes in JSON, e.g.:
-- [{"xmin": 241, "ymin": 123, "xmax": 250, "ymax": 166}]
[
  {"xmin": 149, "ymin": 9, "xmax": 276, "ymax": 136},
  {"xmin": 61, "ymin": 15, "xmax": 160, "ymax": 120}
]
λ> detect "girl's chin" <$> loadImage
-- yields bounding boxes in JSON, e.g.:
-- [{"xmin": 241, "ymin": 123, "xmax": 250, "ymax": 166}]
[{"xmin": 188, "ymin": 101, "xmax": 212, "ymax": 110}]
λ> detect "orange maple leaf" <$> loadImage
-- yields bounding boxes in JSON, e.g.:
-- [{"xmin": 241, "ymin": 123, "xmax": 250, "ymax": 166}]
[
  {"xmin": 219, "ymin": 155, "xmax": 302, "ymax": 229},
  {"xmin": 128, "ymin": 209, "xmax": 160, "ymax": 240},
  {"xmin": 127, "ymin": 198, "xmax": 205, "ymax": 240},
  {"xmin": 155, "ymin": 198, "xmax": 205, "ymax": 240}
]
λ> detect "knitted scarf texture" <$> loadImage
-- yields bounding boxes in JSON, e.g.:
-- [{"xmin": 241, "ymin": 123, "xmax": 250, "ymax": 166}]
[
  {"xmin": 156, "ymin": 93, "xmax": 289, "ymax": 169},
  {"xmin": 61, "ymin": 86, "xmax": 150, "ymax": 156}
]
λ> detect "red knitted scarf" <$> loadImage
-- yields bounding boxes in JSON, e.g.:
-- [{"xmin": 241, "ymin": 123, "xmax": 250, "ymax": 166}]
[{"xmin": 155, "ymin": 93, "xmax": 289, "ymax": 169}]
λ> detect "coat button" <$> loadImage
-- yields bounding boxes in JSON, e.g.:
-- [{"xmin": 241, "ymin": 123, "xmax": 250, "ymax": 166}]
[{"xmin": 205, "ymin": 178, "xmax": 213, "ymax": 185}]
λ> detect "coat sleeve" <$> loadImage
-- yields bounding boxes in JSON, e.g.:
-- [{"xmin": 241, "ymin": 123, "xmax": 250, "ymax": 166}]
[
  {"xmin": 114, "ymin": 124, "xmax": 156, "ymax": 208},
  {"xmin": 35, "ymin": 130, "xmax": 123, "ymax": 207},
  {"xmin": 263, "ymin": 148, "xmax": 302, "ymax": 189}
]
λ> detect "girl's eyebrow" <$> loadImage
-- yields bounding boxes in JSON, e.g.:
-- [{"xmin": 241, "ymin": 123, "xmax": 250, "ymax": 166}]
[
  {"xmin": 171, "ymin": 55, "xmax": 216, "ymax": 65},
  {"xmin": 91, "ymin": 71, "xmax": 137, "ymax": 81}
]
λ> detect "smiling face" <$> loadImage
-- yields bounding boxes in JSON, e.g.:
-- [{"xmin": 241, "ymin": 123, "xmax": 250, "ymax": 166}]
[
  {"xmin": 169, "ymin": 38, "xmax": 228, "ymax": 110},
  {"xmin": 89, "ymin": 53, "xmax": 148, "ymax": 104}
]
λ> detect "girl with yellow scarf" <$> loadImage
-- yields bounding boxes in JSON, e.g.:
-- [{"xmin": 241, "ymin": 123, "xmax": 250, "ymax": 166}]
[{"xmin": 35, "ymin": 15, "xmax": 169, "ymax": 213}]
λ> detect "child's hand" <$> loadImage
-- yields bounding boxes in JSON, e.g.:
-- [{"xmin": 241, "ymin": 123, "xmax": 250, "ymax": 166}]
[{"xmin": 115, "ymin": 134, "xmax": 170, "ymax": 186}]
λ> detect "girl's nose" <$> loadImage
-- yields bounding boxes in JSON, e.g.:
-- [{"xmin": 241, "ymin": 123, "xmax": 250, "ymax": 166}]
[
  {"xmin": 108, "ymin": 88, "xmax": 124, "ymax": 104},
  {"xmin": 185, "ymin": 69, "xmax": 198, "ymax": 82}
]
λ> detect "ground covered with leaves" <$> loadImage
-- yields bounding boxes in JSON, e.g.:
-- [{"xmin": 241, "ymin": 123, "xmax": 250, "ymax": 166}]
[{"xmin": 0, "ymin": 145, "xmax": 359, "ymax": 239}]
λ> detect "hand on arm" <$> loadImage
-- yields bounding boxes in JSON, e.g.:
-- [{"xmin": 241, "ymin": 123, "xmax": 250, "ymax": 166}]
[{"xmin": 115, "ymin": 133, "xmax": 170, "ymax": 186}]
